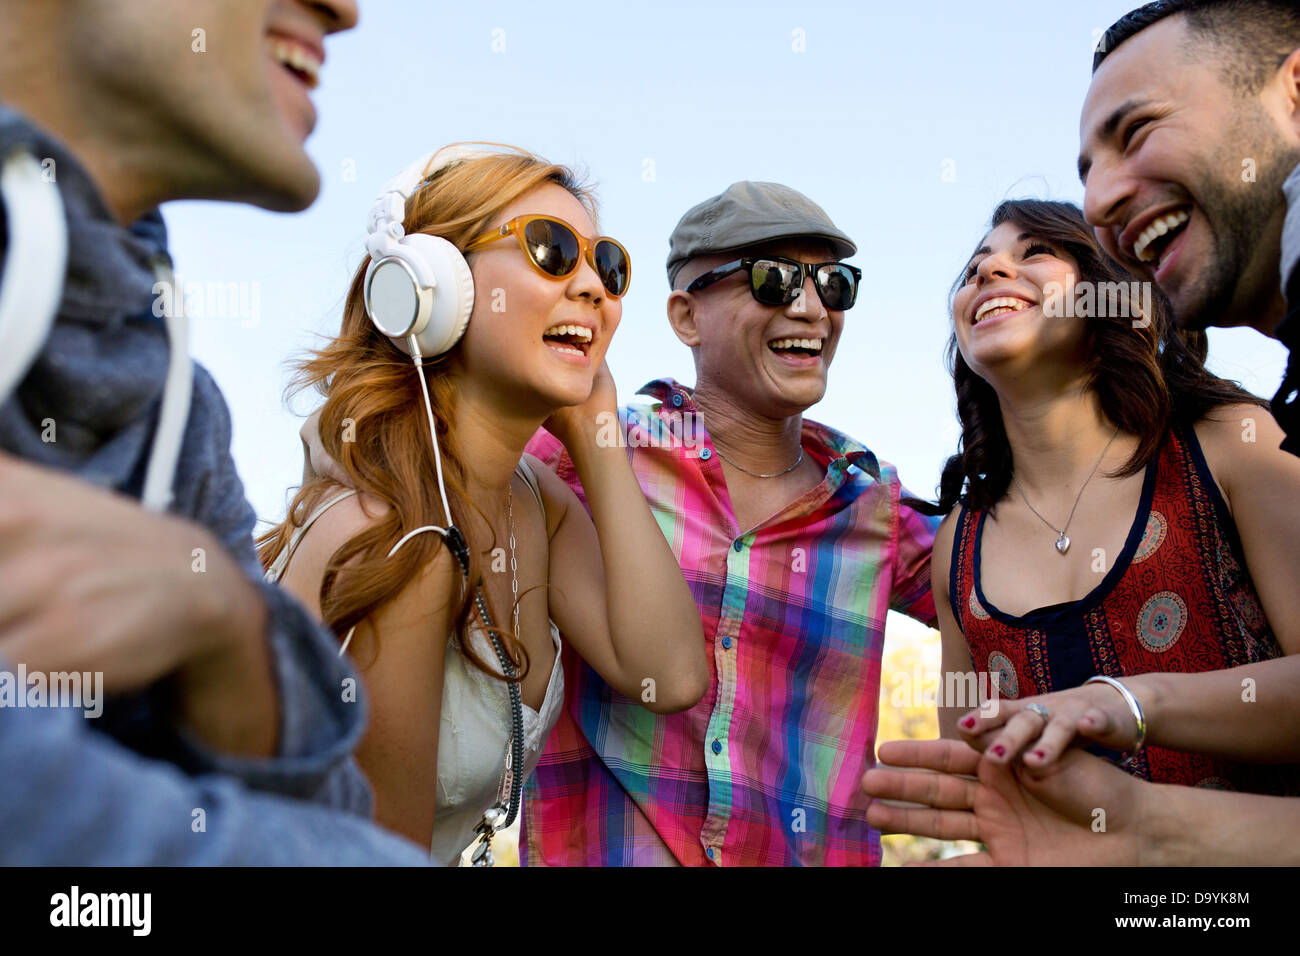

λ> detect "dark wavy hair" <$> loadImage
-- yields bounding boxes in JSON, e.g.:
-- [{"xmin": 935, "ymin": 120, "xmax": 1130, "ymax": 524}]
[{"xmin": 911, "ymin": 199, "xmax": 1264, "ymax": 518}]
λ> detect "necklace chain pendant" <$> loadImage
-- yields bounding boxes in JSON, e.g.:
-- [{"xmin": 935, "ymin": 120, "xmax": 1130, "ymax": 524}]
[
  {"xmin": 472, "ymin": 789, "xmax": 510, "ymax": 868},
  {"xmin": 470, "ymin": 830, "xmax": 496, "ymax": 867},
  {"xmin": 1013, "ymin": 426, "xmax": 1120, "ymax": 559},
  {"xmin": 507, "ymin": 486, "xmax": 519, "ymax": 637}
]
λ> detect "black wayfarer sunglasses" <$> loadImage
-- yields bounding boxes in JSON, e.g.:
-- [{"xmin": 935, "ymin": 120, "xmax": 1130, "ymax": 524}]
[{"xmin": 685, "ymin": 256, "xmax": 860, "ymax": 311}]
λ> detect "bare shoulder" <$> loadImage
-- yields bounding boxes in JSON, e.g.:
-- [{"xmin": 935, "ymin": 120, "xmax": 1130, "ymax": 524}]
[
  {"xmin": 289, "ymin": 484, "xmax": 392, "ymax": 567},
  {"xmin": 931, "ymin": 508, "xmax": 962, "ymax": 597},
  {"xmin": 1194, "ymin": 402, "xmax": 1283, "ymax": 451},
  {"xmin": 301, "ymin": 486, "xmax": 458, "ymax": 600},
  {"xmin": 279, "ymin": 480, "xmax": 459, "ymax": 638},
  {"xmin": 278, "ymin": 484, "xmax": 396, "ymax": 615},
  {"xmin": 1193, "ymin": 403, "xmax": 1289, "ymax": 502}
]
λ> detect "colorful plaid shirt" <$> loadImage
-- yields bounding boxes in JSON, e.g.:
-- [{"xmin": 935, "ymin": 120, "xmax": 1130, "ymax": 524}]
[{"xmin": 521, "ymin": 379, "xmax": 938, "ymax": 866}]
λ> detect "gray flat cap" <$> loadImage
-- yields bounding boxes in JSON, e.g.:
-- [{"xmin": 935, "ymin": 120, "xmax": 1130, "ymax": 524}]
[{"xmin": 666, "ymin": 181, "xmax": 856, "ymax": 286}]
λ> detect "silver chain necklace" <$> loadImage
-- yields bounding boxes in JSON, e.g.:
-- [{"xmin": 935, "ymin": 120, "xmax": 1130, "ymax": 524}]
[
  {"xmin": 697, "ymin": 407, "xmax": 803, "ymax": 479},
  {"xmin": 711, "ymin": 445, "xmax": 803, "ymax": 478},
  {"xmin": 1011, "ymin": 426, "xmax": 1119, "ymax": 555},
  {"xmin": 469, "ymin": 483, "xmax": 523, "ymax": 867}
]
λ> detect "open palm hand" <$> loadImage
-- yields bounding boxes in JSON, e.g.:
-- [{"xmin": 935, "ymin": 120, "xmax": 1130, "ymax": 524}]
[{"xmin": 862, "ymin": 739, "xmax": 1144, "ymax": 866}]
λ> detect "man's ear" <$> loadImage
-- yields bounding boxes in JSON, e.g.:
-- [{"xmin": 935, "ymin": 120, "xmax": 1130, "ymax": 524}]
[
  {"xmin": 1281, "ymin": 46, "xmax": 1300, "ymax": 138},
  {"xmin": 666, "ymin": 290, "xmax": 701, "ymax": 348}
]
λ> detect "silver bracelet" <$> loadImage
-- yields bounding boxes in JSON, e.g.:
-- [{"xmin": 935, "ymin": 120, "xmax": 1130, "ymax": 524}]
[{"xmin": 1084, "ymin": 675, "xmax": 1147, "ymax": 767}]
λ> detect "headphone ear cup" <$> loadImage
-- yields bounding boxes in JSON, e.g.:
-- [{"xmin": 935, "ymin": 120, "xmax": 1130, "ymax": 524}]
[
  {"xmin": 401, "ymin": 234, "xmax": 474, "ymax": 357},
  {"xmin": 363, "ymin": 235, "xmax": 474, "ymax": 358}
]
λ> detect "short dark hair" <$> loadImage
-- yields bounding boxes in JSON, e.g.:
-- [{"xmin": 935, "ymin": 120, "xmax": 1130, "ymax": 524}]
[{"xmin": 1094, "ymin": 0, "xmax": 1300, "ymax": 93}]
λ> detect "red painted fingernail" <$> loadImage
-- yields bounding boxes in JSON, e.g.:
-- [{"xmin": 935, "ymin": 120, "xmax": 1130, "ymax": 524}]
[
  {"xmin": 1031, "ymin": 750, "xmax": 1045, "ymax": 759},
  {"xmin": 961, "ymin": 716, "xmax": 977, "ymax": 728},
  {"xmin": 992, "ymin": 745, "xmax": 1006, "ymax": 757}
]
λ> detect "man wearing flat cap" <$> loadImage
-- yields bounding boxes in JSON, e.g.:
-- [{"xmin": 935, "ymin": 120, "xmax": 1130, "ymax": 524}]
[{"xmin": 521, "ymin": 181, "xmax": 939, "ymax": 866}]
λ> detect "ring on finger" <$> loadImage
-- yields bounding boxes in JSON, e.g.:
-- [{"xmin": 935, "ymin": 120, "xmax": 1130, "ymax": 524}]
[{"xmin": 1025, "ymin": 702, "xmax": 1050, "ymax": 723}]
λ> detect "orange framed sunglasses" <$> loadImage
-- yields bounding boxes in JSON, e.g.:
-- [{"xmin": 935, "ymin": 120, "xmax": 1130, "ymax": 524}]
[{"xmin": 464, "ymin": 214, "xmax": 631, "ymax": 298}]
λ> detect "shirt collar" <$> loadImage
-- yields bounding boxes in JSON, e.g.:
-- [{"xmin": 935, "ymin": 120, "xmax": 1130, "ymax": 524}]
[{"xmin": 634, "ymin": 378, "xmax": 881, "ymax": 483}]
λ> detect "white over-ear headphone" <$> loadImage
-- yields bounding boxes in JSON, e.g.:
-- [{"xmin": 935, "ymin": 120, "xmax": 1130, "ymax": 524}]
[{"xmin": 362, "ymin": 147, "xmax": 481, "ymax": 360}]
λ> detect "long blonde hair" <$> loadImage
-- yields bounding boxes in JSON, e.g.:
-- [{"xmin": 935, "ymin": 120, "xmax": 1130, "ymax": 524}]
[{"xmin": 259, "ymin": 143, "xmax": 597, "ymax": 680}]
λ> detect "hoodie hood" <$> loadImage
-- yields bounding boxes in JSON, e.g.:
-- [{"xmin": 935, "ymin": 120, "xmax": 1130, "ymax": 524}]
[{"xmin": 0, "ymin": 102, "xmax": 177, "ymax": 495}]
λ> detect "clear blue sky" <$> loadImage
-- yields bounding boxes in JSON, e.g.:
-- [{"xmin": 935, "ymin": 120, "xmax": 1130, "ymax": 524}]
[{"xmin": 164, "ymin": 0, "xmax": 1288, "ymax": 527}]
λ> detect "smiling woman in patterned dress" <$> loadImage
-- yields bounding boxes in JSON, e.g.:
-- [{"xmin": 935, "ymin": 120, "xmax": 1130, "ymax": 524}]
[{"xmin": 917, "ymin": 199, "xmax": 1300, "ymax": 794}]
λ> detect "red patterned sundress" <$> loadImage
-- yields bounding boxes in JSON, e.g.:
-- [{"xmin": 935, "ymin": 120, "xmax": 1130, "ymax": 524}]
[{"xmin": 950, "ymin": 423, "xmax": 1298, "ymax": 793}]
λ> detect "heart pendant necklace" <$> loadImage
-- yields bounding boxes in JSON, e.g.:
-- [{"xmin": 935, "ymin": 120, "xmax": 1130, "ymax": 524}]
[{"xmin": 1011, "ymin": 426, "xmax": 1119, "ymax": 556}]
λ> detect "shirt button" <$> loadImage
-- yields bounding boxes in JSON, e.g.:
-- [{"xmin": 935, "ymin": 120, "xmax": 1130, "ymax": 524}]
[
  {"xmin": 671, "ymin": 393, "xmax": 684, "ymax": 407},
  {"xmin": 712, "ymin": 739, "xmax": 722, "ymax": 754},
  {"xmin": 733, "ymin": 539, "xmax": 743, "ymax": 552},
  {"xmin": 721, "ymin": 636, "xmax": 732, "ymax": 649},
  {"xmin": 700, "ymin": 448, "xmax": 712, "ymax": 461}
]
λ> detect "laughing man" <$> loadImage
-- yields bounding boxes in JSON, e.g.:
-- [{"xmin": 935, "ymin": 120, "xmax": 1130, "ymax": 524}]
[{"xmin": 521, "ymin": 182, "xmax": 939, "ymax": 866}]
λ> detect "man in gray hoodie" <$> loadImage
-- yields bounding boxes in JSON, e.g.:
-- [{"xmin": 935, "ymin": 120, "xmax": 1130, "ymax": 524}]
[{"xmin": 0, "ymin": 0, "xmax": 429, "ymax": 863}]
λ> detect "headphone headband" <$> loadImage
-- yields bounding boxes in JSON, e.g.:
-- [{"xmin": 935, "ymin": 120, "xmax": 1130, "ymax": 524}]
[
  {"xmin": 365, "ymin": 145, "xmax": 503, "ymax": 244},
  {"xmin": 364, "ymin": 151, "xmax": 433, "ymax": 247},
  {"xmin": 362, "ymin": 146, "xmax": 492, "ymax": 360}
]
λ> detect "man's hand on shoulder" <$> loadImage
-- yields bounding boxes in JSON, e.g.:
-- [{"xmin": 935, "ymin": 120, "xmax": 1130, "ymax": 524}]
[{"xmin": 300, "ymin": 406, "xmax": 348, "ymax": 486}]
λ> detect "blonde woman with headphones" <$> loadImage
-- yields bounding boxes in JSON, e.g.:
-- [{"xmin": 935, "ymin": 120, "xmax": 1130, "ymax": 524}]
[{"xmin": 261, "ymin": 144, "xmax": 708, "ymax": 865}]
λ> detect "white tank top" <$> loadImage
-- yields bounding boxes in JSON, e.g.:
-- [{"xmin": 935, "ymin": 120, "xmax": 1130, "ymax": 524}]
[{"xmin": 266, "ymin": 458, "xmax": 565, "ymax": 865}]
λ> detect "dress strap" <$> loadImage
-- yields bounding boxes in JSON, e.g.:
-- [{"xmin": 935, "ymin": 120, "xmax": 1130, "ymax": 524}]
[
  {"xmin": 948, "ymin": 503, "xmax": 972, "ymax": 632},
  {"xmin": 270, "ymin": 465, "xmax": 541, "ymax": 582},
  {"xmin": 514, "ymin": 457, "xmax": 546, "ymax": 522},
  {"xmin": 264, "ymin": 488, "xmax": 359, "ymax": 583}
]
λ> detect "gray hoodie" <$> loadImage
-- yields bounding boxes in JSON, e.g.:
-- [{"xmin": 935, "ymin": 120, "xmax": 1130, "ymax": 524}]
[{"xmin": 0, "ymin": 103, "xmax": 429, "ymax": 864}]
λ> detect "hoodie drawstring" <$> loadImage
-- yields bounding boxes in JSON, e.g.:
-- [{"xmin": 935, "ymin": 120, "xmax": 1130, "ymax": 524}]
[
  {"xmin": 0, "ymin": 147, "xmax": 188, "ymax": 513},
  {"xmin": 0, "ymin": 148, "xmax": 67, "ymax": 411}
]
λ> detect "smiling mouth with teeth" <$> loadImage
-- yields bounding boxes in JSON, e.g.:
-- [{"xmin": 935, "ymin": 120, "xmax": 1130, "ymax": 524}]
[
  {"xmin": 543, "ymin": 323, "xmax": 594, "ymax": 356},
  {"xmin": 973, "ymin": 296, "xmax": 1034, "ymax": 325},
  {"xmin": 767, "ymin": 337, "xmax": 824, "ymax": 356},
  {"xmin": 1132, "ymin": 209, "xmax": 1190, "ymax": 267},
  {"xmin": 270, "ymin": 39, "xmax": 321, "ymax": 90}
]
